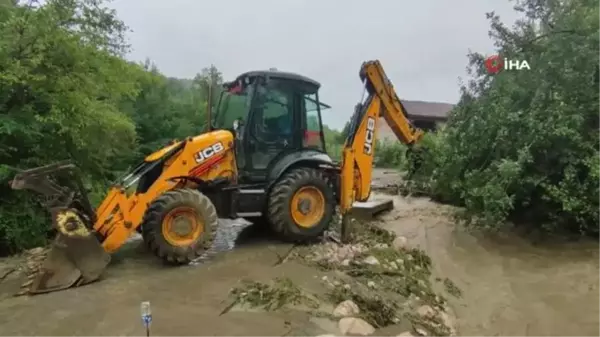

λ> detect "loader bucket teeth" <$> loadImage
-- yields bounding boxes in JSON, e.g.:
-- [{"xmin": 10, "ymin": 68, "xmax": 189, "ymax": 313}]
[{"xmin": 17, "ymin": 208, "xmax": 111, "ymax": 296}]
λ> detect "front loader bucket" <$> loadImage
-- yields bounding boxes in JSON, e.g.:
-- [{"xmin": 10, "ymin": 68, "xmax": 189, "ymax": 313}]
[
  {"xmin": 19, "ymin": 208, "xmax": 111, "ymax": 295},
  {"xmin": 10, "ymin": 162, "xmax": 111, "ymax": 295},
  {"xmin": 20, "ymin": 208, "xmax": 111, "ymax": 295}
]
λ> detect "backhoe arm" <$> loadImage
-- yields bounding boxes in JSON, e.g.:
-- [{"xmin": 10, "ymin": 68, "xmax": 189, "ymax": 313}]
[{"xmin": 338, "ymin": 60, "xmax": 423, "ymax": 241}]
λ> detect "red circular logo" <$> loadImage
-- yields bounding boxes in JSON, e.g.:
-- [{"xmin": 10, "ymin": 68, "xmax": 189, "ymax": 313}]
[{"xmin": 484, "ymin": 55, "xmax": 503, "ymax": 74}]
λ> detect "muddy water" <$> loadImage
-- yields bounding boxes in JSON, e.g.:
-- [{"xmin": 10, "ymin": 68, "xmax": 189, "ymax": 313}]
[
  {"xmin": 372, "ymin": 170, "xmax": 600, "ymax": 336},
  {"xmin": 0, "ymin": 169, "xmax": 597, "ymax": 336},
  {"xmin": 0, "ymin": 224, "xmax": 333, "ymax": 336}
]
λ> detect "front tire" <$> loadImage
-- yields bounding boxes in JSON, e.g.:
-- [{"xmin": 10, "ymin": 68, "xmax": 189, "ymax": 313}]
[
  {"xmin": 141, "ymin": 189, "xmax": 218, "ymax": 264},
  {"xmin": 267, "ymin": 167, "xmax": 335, "ymax": 242}
]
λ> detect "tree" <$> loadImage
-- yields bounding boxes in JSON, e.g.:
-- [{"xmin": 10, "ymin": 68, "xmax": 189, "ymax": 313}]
[
  {"xmin": 415, "ymin": 0, "xmax": 599, "ymax": 235},
  {"xmin": 0, "ymin": 0, "xmax": 142, "ymax": 253}
]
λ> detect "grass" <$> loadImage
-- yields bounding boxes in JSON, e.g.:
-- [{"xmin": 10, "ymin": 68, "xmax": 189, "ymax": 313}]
[
  {"xmin": 326, "ymin": 279, "xmax": 400, "ymax": 328},
  {"xmin": 442, "ymin": 277, "xmax": 462, "ymax": 298},
  {"xmin": 229, "ymin": 277, "xmax": 319, "ymax": 311}
]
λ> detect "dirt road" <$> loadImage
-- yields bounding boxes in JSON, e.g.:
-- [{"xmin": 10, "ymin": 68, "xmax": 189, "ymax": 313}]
[{"xmin": 0, "ymin": 168, "xmax": 597, "ymax": 336}]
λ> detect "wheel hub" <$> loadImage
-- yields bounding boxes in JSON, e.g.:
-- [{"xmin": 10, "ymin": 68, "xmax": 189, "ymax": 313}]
[
  {"xmin": 298, "ymin": 198, "xmax": 312, "ymax": 215},
  {"xmin": 172, "ymin": 216, "xmax": 193, "ymax": 236}
]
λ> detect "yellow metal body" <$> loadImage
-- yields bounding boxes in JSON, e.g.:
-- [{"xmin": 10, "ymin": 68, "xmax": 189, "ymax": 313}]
[
  {"xmin": 94, "ymin": 129, "xmax": 237, "ymax": 253},
  {"xmin": 339, "ymin": 60, "xmax": 424, "ymax": 222},
  {"xmin": 75, "ymin": 59, "xmax": 421, "ymax": 253}
]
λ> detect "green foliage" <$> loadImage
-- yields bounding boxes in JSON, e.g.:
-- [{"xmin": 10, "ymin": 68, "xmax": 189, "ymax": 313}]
[
  {"xmin": 323, "ymin": 124, "xmax": 343, "ymax": 161},
  {"xmin": 0, "ymin": 0, "xmax": 222, "ymax": 254},
  {"xmin": 229, "ymin": 277, "xmax": 319, "ymax": 311},
  {"xmin": 375, "ymin": 140, "xmax": 407, "ymax": 168},
  {"xmin": 410, "ymin": 0, "xmax": 599, "ymax": 235}
]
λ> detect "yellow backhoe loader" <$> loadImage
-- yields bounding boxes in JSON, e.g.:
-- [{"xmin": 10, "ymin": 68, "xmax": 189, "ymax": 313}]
[{"xmin": 11, "ymin": 60, "xmax": 423, "ymax": 295}]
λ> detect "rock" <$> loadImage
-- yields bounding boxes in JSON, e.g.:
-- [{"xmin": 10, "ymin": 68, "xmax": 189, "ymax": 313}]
[
  {"xmin": 351, "ymin": 244, "xmax": 367, "ymax": 253},
  {"xmin": 363, "ymin": 256, "xmax": 380, "ymax": 265},
  {"xmin": 395, "ymin": 258, "xmax": 404, "ymax": 265},
  {"xmin": 415, "ymin": 327, "xmax": 429, "ymax": 336},
  {"xmin": 389, "ymin": 261, "xmax": 398, "ymax": 269},
  {"xmin": 367, "ymin": 281, "xmax": 376, "ymax": 288},
  {"xmin": 440, "ymin": 310, "xmax": 457, "ymax": 335},
  {"xmin": 338, "ymin": 317, "xmax": 375, "ymax": 336},
  {"xmin": 341, "ymin": 259, "xmax": 351, "ymax": 266},
  {"xmin": 416, "ymin": 305, "xmax": 435, "ymax": 318},
  {"xmin": 27, "ymin": 247, "xmax": 45, "ymax": 255},
  {"xmin": 343, "ymin": 284, "xmax": 351, "ymax": 290},
  {"xmin": 311, "ymin": 316, "xmax": 339, "ymax": 335},
  {"xmin": 333, "ymin": 300, "xmax": 360, "ymax": 318},
  {"xmin": 392, "ymin": 236, "xmax": 409, "ymax": 250},
  {"xmin": 396, "ymin": 332, "xmax": 415, "ymax": 337},
  {"xmin": 374, "ymin": 243, "xmax": 389, "ymax": 249}
]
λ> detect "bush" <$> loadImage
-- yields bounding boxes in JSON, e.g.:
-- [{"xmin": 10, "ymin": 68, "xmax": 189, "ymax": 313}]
[
  {"xmin": 375, "ymin": 140, "xmax": 407, "ymax": 168},
  {"xmin": 0, "ymin": 194, "xmax": 50, "ymax": 255},
  {"xmin": 409, "ymin": 0, "xmax": 599, "ymax": 236}
]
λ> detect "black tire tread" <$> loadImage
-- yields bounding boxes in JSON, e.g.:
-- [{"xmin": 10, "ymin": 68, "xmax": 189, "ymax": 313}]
[
  {"xmin": 267, "ymin": 167, "xmax": 335, "ymax": 242},
  {"xmin": 141, "ymin": 189, "xmax": 218, "ymax": 264}
]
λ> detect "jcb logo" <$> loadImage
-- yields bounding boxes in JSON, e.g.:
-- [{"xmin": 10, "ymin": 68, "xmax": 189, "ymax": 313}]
[
  {"xmin": 194, "ymin": 142, "xmax": 224, "ymax": 163},
  {"xmin": 363, "ymin": 117, "xmax": 376, "ymax": 155}
]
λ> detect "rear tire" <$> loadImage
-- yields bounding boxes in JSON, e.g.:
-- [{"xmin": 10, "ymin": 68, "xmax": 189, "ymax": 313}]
[
  {"xmin": 267, "ymin": 167, "xmax": 335, "ymax": 242},
  {"xmin": 141, "ymin": 189, "xmax": 218, "ymax": 264}
]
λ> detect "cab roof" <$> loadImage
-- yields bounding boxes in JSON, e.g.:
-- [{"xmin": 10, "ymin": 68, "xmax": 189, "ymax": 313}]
[{"xmin": 237, "ymin": 70, "xmax": 321, "ymax": 89}]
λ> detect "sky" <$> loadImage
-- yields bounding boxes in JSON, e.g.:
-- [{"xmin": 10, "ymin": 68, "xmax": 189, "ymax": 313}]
[{"xmin": 109, "ymin": 0, "xmax": 521, "ymax": 129}]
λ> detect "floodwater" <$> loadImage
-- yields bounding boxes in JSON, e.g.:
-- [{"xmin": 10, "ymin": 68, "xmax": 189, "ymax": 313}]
[
  {"xmin": 0, "ymin": 224, "xmax": 331, "ymax": 336},
  {"xmin": 0, "ymin": 169, "xmax": 597, "ymax": 336},
  {"xmin": 372, "ymin": 170, "xmax": 600, "ymax": 336}
]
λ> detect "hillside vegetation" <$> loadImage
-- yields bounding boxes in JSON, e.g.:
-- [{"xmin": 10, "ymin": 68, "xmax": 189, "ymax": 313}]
[{"xmin": 0, "ymin": 0, "xmax": 223, "ymax": 254}]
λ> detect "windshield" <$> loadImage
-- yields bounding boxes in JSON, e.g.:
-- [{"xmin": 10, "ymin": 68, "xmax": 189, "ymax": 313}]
[{"xmin": 212, "ymin": 84, "xmax": 253, "ymax": 130}]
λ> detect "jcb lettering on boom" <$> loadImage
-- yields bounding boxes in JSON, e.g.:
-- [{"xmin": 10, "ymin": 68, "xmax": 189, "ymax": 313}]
[
  {"xmin": 363, "ymin": 117, "xmax": 376, "ymax": 155},
  {"xmin": 194, "ymin": 142, "xmax": 224, "ymax": 163}
]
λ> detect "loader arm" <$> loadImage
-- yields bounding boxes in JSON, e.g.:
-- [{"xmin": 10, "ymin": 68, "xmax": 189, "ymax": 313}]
[{"xmin": 338, "ymin": 60, "xmax": 423, "ymax": 241}]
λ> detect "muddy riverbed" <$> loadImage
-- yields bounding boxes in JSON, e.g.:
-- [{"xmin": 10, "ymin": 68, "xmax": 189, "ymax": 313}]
[{"xmin": 0, "ymin": 169, "xmax": 597, "ymax": 336}]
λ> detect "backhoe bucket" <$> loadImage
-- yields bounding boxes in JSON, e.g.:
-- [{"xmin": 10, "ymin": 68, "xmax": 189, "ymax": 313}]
[{"xmin": 11, "ymin": 162, "xmax": 111, "ymax": 295}]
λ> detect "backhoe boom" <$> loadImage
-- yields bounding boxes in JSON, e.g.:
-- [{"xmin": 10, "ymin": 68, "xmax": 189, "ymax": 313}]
[{"xmin": 339, "ymin": 60, "xmax": 424, "ymax": 241}]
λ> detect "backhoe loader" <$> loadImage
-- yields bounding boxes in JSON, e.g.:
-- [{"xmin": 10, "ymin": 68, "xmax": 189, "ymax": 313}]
[{"xmin": 10, "ymin": 60, "xmax": 423, "ymax": 295}]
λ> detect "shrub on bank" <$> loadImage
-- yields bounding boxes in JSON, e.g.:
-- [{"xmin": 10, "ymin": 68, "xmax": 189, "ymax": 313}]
[{"xmin": 406, "ymin": 0, "xmax": 599, "ymax": 236}]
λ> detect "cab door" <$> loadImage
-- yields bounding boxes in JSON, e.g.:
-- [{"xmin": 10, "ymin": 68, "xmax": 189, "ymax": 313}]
[{"xmin": 243, "ymin": 78, "xmax": 302, "ymax": 178}]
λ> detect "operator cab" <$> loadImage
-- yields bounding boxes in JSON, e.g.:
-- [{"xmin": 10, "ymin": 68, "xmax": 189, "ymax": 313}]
[{"xmin": 212, "ymin": 69, "xmax": 331, "ymax": 182}]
